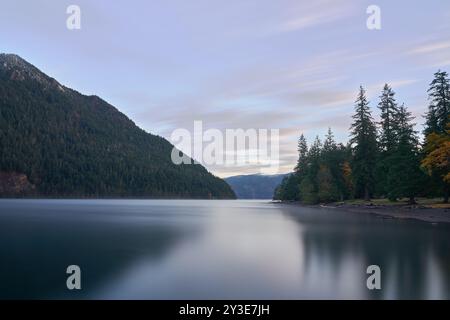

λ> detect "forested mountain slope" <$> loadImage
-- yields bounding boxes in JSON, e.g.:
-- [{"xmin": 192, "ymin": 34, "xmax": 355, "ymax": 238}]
[{"xmin": 0, "ymin": 54, "xmax": 235, "ymax": 198}]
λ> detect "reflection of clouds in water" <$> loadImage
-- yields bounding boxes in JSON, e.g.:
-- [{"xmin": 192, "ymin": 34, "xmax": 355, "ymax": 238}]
[
  {"xmin": 1, "ymin": 200, "xmax": 448, "ymax": 299},
  {"xmin": 95, "ymin": 203, "xmax": 306, "ymax": 299},
  {"xmin": 93, "ymin": 202, "xmax": 450, "ymax": 299}
]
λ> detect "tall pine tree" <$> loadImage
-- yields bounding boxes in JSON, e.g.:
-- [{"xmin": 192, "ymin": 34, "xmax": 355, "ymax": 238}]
[
  {"xmin": 298, "ymin": 136, "xmax": 322, "ymax": 203},
  {"xmin": 378, "ymin": 84, "xmax": 399, "ymax": 152},
  {"xmin": 295, "ymin": 134, "xmax": 308, "ymax": 176},
  {"xmin": 423, "ymin": 70, "xmax": 450, "ymax": 202},
  {"xmin": 425, "ymin": 70, "xmax": 450, "ymax": 136},
  {"xmin": 376, "ymin": 84, "xmax": 400, "ymax": 196},
  {"xmin": 323, "ymin": 128, "xmax": 337, "ymax": 152},
  {"xmin": 386, "ymin": 104, "xmax": 425, "ymax": 203},
  {"xmin": 350, "ymin": 86, "xmax": 378, "ymax": 200}
]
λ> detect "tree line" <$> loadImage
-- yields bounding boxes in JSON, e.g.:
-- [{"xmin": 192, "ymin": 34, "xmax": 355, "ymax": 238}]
[{"xmin": 274, "ymin": 70, "xmax": 450, "ymax": 204}]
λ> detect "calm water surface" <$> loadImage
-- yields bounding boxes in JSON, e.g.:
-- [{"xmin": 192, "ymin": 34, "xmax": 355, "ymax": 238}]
[{"xmin": 0, "ymin": 199, "xmax": 449, "ymax": 299}]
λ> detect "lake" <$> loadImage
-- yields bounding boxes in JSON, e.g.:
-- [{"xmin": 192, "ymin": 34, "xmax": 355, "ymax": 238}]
[{"xmin": 0, "ymin": 199, "xmax": 449, "ymax": 299}]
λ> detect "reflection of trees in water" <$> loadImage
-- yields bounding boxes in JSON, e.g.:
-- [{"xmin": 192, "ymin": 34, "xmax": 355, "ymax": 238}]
[
  {"xmin": 430, "ymin": 237, "xmax": 450, "ymax": 298},
  {"xmin": 285, "ymin": 208, "xmax": 450, "ymax": 299},
  {"xmin": 0, "ymin": 205, "xmax": 196, "ymax": 299}
]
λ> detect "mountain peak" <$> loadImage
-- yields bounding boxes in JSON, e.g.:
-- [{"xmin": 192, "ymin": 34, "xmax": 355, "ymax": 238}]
[
  {"xmin": 0, "ymin": 53, "xmax": 65, "ymax": 91},
  {"xmin": 0, "ymin": 53, "xmax": 25, "ymax": 60},
  {"xmin": 0, "ymin": 53, "xmax": 35, "ymax": 72}
]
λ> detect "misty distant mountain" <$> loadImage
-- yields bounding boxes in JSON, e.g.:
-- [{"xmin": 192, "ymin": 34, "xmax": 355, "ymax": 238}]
[
  {"xmin": 0, "ymin": 53, "xmax": 235, "ymax": 199},
  {"xmin": 225, "ymin": 173, "xmax": 289, "ymax": 199}
]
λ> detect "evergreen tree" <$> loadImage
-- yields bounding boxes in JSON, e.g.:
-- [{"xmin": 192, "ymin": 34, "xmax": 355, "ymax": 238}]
[
  {"xmin": 295, "ymin": 134, "xmax": 308, "ymax": 176},
  {"xmin": 376, "ymin": 84, "xmax": 400, "ymax": 197},
  {"xmin": 424, "ymin": 106, "xmax": 439, "ymax": 137},
  {"xmin": 274, "ymin": 174, "xmax": 299, "ymax": 201},
  {"xmin": 307, "ymin": 135, "xmax": 323, "ymax": 187},
  {"xmin": 350, "ymin": 86, "xmax": 378, "ymax": 200},
  {"xmin": 294, "ymin": 134, "xmax": 309, "ymax": 202},
  {"xmin": 297, "ymin": 136, "xmax": 322, "ymax": 203},
  {"xmin": 274, "ymin": 71, "xmax": 449, "ymax": 204},
  {"xmin": 322, "ymin": 128, "xmax": 351, "ymax": 201},
  {"xmin": 378, "ymin": 84, "xmax": 399, "ymax": 152},
  {"xmin": 299, "ymin": 176, "xmax": 317, "ymax": 204},
  {"xmin": 425, "ymin": 70, "xmax": 450, "ymax": 135},
  {"xmin": 386, "ymin": 105, "xmax": 425, "ymax": 203},
  {"xmin": 309, "ymin": 136, "xmax": 323, "ymax": 159},
  {"xmin": 323, "ymin": 128, "xmax": 337, "ymax": 152},
  {"xmin": 423, "ymin": 70, "xmax": 450, "ymax": 202}
]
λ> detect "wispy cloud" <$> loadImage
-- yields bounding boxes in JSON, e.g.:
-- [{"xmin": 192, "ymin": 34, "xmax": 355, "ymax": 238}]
[
  {"xmin": 4, "ymin": 0, "xmax": 448, "ymax": 177},
  {"xmin": 408, "ymin": 40, "xmax": 450, "ymax": 55},
  {"xmin": 271, "ymin": 0, "xmax": 355, "ymax": 34},
  {"xmin": 235, "ymin": 0, "xmax": 357, "ymax": 37},
  {"xmin": 405, "ymin": 38, "xmax": 450, "ymax": 68}
]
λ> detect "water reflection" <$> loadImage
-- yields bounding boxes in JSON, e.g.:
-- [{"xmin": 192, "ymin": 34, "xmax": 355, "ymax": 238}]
[
  {"xmin": 0, "ymin": 200, "xmax": 196, "ymax": 299},
  {"xmin": 282, "ymin": 205, "xmax": 450, "ymax": 299},
  {"xmin": 0, "ymin": 200, "xmax": 448, "ymax": 299}
]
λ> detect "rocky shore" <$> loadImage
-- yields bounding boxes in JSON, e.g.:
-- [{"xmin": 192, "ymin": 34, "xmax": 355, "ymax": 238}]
[{"xmin": 322, "ymin": 203, "xmax": 450, "ymax": 224}]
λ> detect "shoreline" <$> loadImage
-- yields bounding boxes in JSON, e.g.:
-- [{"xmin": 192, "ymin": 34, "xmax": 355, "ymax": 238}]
[
  {"xmin": 331, "ymin": 204, "xmax": 450, "ymax": 224},
  {"xmin": 276, "ymin": 201, "xmax": 450, "ymax": 224}
]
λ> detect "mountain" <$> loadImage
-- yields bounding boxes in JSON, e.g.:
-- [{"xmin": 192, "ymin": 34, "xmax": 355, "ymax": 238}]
[
  {"xmin": 225, "ymin": 173, "xmax": 289, "ymax": 199},
  {"xmin": 0, "ymin": 54, "xmax": 235, "ymax": 199}
]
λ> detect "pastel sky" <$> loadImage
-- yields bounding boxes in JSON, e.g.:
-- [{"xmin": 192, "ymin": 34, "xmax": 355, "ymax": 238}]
[{"xmin": 1, "ymin": 0, "xmax": 450, "ymax": 177}]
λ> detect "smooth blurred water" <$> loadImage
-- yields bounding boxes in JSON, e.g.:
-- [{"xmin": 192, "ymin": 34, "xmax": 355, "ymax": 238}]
[{"xmin": 0, "ymin": 199, "xmax": 448, "ymax": 299}]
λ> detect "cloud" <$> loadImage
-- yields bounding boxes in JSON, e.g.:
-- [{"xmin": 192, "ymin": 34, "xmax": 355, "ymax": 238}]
[
  {"xmin": 408, "ymin": 40, "xmax": 450, "ymax": 55},
  {"xmin": 365, "ymin": 79, "xmax": 420, "ymax": 97},
  {"xmin": 4, "ymin": 0, "xmax": 444, "ymax": 178},
  {"xmin": 262, "ymin": 0, "xmax": 356, "ymax": 35},
  {"xmin": 129, "ymin": 44, "xmax": 420, "ymax": 177},
  {"xmin": 287, "ymin": 89, "xmax": 355, "ymax": 109},
  {"xmin": 405, "ymin": 39, "xmax": 450, "ymax": 69}
]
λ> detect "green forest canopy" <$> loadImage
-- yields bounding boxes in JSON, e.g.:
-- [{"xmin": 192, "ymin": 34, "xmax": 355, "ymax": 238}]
[{"xmin": 275, "ymin": 70, "xmax": 450, "ymax": 204}]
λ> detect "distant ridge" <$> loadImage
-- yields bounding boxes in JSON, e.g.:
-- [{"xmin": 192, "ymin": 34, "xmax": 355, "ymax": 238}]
[
  {"xmin": 0, "ymin": 54, "xmax": 235, "ymax": 199},
  {"xmin": 225, "ymin": 173, "xmax": 289, "ymax": 199}
]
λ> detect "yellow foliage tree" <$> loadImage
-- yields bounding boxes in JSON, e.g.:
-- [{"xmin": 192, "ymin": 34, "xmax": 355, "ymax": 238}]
[
  {"xmin": 341, "ymin": 161, "xmax": 353, "ymax": 197},
  {"xmin": 421, "ymin": 123, "xmax": 450, "ymax": 201}
]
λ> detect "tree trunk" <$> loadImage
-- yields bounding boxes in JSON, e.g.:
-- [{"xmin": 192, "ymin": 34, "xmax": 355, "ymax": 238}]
[{"xmin": 444, "ymin": 187, "xmax": 449, "ymax": 204}]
